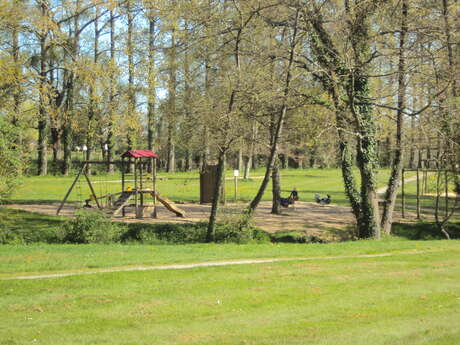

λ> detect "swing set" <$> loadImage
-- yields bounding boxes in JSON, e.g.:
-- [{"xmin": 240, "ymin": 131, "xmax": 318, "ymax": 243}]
[{"xmin": 56, "ymin": 150, "xmax": 186, "ymax": 219}]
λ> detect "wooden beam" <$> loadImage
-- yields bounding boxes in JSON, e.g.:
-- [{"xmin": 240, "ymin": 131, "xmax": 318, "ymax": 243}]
[
  {"xmin": 113, "ymin": 193, "xmax": 134, "ymax": 216},
  {"xmin": 83, "ymin": 171, "xmax": 102, "ymax": 209},
  {"xmin": 56, "ymin": 162, "xmax": 87, "ymax": 215}
]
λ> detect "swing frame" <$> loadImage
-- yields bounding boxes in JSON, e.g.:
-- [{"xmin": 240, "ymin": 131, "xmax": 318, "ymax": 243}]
[
  {"xmin": 56, "ymin": 160, "xmax": 120, "ymax": 216},
  {"xmin": 57, "ymin": 150, "xmax": 186, "ymax": 219}
]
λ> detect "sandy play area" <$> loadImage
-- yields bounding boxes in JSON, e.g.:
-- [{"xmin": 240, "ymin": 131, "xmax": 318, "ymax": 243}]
[{"xmin": 5, "ymin": 200, "xmax": 414, "ymax": 240}]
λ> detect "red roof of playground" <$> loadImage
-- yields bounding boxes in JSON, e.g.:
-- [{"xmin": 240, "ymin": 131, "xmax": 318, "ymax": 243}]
[{"xmin": 121, "ymin": 150, "xmax": 159, "ymax": 158}]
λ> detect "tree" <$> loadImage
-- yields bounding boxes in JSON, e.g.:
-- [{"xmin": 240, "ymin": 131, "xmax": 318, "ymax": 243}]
[{"xmin": 0, "ymin": 118, "xmax": 23, "ymax": 202}]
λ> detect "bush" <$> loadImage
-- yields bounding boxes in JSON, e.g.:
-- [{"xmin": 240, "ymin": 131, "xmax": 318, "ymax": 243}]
[
  {"xmin": 121, "ymin": 222, "xmax": 207, "ymax": 244},
  {"xmin": 270, "ymin": 231, "xmax": 325, "ymax": 243},
  {"xmin": 121, "ymin": 220, "xmax": 270, "ymax": 245},
  {"xmin": 0, "ymin": 227, "xmax": 25, "ymax": 244},
  {"xmin": 59, "ymin": 210, "xmax": 124, "ymax": 244}
]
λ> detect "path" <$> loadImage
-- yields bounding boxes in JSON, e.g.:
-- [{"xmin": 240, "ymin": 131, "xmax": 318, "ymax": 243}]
[
  {"xmin": 1, "ymin": 250, "xmax": 432, "ymax": 281},
  {"xmin": 376, "ymin": 173, "xmax": 420, "ymax": 195}
]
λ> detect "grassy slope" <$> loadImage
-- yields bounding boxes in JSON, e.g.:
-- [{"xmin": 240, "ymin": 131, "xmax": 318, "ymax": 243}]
[{"xmin": 1, "ymin": 240, "xmax": 459, "ymax": 345}]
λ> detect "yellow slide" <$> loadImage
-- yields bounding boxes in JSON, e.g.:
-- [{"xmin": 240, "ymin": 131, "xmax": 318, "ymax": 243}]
[{"xmin": 152, "ymin": 192, "xmax": 186, "ymax": 218}]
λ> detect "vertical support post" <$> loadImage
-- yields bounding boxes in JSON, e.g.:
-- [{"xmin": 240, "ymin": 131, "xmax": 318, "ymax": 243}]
[
  {"xmin": 134, "ymin": 158, "xmax": 140, "ymax": 218},
  {"xmin": 416, "ymin": 168, "xmax": 420, "ymax": 219},
  {"xmin": 121, "ymin": 157, "xmax": 125, "ymax": 192},
  {"xmin": 84, "ymin": 170, "xmax": 102, "ymax": 209},
  {"xmin": 140, "ymin": 158, "xmax": 144, "ymax": 207},
  {"xmin": 152, "ymin": 157, "xmax": 157, "ymax": 218},
  {"xmin": 401, "ymin": 168, "xmax": 405, "ymax": 218}
]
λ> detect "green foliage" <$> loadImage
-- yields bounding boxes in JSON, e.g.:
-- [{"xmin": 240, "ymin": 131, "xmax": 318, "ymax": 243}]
[
  {"xmin": 0, "ymin": 118, "xmax": 23, "ymax": 203},
  {"xmin": 121, "ymin": 221, "xmax": 269, "ymax": 245},
  {"xmin": 59, "ymin": 210, "xmax": 124, "ymax": 244},
  {"xmin": 122, "ymin": 222, "xmax": 207, "ymax": 244},
  {"xmin": 270, "ymin": 231, "xmax": 324, "ymax": 243}
]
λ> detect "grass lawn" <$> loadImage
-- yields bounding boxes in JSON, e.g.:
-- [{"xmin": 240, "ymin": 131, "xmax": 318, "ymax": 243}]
[
  {"xmin": 1, "ymin": 239, "xmax": 460, "ymax": 345},
  {"xmin": 9, "ymin": 168, "xmax": 396, "ymax": 206}
]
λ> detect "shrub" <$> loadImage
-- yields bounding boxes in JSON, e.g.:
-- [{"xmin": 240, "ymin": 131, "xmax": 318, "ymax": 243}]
[
  {"xmin": 121, "ymin": 222, "xmax": 207, "ymax": 244},
  {"xmin": 121, "ymin": 221, "xmax": 270, "ymax": 245},
  {"xmin": 59, "ymin": 210, "xmax": 124, "ymax": 244},
  {"xmin": 0, "ymin": 227, "xmax": 24, "ymax": 244},
  {"xmin": 270, "ymin": 231, "xmax": 325, "ymax": 243}
]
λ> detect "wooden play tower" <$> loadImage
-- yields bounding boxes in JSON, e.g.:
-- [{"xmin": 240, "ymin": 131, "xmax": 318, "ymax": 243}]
[{"xmin": 57, "ymin": 149, "xmax": 186, "ymax": 219}]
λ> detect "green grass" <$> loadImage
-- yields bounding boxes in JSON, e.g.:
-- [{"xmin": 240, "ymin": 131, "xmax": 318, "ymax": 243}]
[
  {"xmin": 397, "ymin": 173, "xmax": 459, "ymax": 218},
  {"xmin": 1, "ymin": 240, "xmax": 460, "ymax": 344},
  {"xmin": 9, "ymin": 168, "xmax": 395, "ymax": 205}
]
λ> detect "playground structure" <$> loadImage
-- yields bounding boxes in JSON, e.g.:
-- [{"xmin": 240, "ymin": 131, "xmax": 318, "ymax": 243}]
[{"xmin": 56, "ymin": 150, "xmax": 186, "ymax": 219}]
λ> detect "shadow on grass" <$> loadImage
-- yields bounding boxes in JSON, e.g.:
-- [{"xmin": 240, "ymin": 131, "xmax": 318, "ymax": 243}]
[
  {"xmin": 392, "ymin": 222, "xmax": 460, "ymax": 240},
  {"xmin": 324, "ymin": 225, "xmax": 356, "ymax": 241},
  {"xmin": 0, "ymin": 207, "xmax": 65, "ymax": 243},
  {"xmin": 5, "ymin": 199, "xmax": 64, "ymax": 205}
]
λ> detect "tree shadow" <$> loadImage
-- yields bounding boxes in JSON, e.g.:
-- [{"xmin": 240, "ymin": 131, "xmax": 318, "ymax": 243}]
[{"xmin": 392, "ymin": 222, "xmax": 460, "ymax": 240}]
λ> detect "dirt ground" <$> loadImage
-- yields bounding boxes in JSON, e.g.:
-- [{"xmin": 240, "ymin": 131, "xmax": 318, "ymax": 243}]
[{"xmin": 5, "ymin": 200, "xmax": 415, "ymax": 240}]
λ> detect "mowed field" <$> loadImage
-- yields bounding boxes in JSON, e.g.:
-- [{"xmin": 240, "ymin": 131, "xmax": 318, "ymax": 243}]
[
  {"xmin": 10, "ymin": 168, "xmax": 395, "ymax": 205},
  {"xmin": 1, "ymin": 240, "xmax": 460, "ymax": 345}
]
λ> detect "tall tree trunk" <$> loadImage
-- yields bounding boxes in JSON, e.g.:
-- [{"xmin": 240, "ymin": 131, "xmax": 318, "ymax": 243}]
[
  {"xmin": 345, "ymin": 0, "xmax": 381, "ymax": 239},
  {"xmin": 237, "ymin": 148, "xmax": 243, "ymax": 172},
  {"xmin": 442, "ymin": 0, "xmax": 458, "ymax": 99},
  {"xmin": 147, "ymin": 12, "xmax": 156, "ymax": 173},
  {"xmin": 206, "ymin": 151, "xmax": 225, "ymax": 242},
  {"xmin": 126, "ymin": 0, "xmax": 135, "ymax": 173},
  {"xmin": 50, "ymin": 127, "xmax": 61, "ymax": 171},
  {"xmin": 37, "ymin": 1, "xmax": 48, "ymax": 176},
  {"xmin": 86, "ymin": 5, "xmax": 100, "ymax": 175},
  {"xmin": 271, "ymin": 158, "xmax": 281, "ymax": 214},
  {"xmin": 106, "ymin": 8, "xmax": 116, "ymax": 173},
  {"xmin": 380, "ymin": 0, "xmax": 408, "ymax": 235},
  {"xmin": 183, "ymin": 20, "xmax": 193, "ymax": 173},
  {"xmin": 166, "ymin": 25, "xmax": 176, "ymax": 173},
  {"xmin": 247, "ymin": 9, "xmax": 299, "ymax": 216},
  {"xmin": 409, "ymin": 114, "xmax": 415, "ymax": 168},
  {"xmin": 11, "ymin": 13, "xmax": 22, "ymax": 145},
  {"xmin": 243, "ymin": 121, "xmax": 257, "ymax": 179}
]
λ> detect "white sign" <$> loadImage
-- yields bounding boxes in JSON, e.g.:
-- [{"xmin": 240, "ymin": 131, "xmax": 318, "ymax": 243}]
[{"xmin": 233, "ymin": 170, "xmax": 239, "ymax": 177}]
